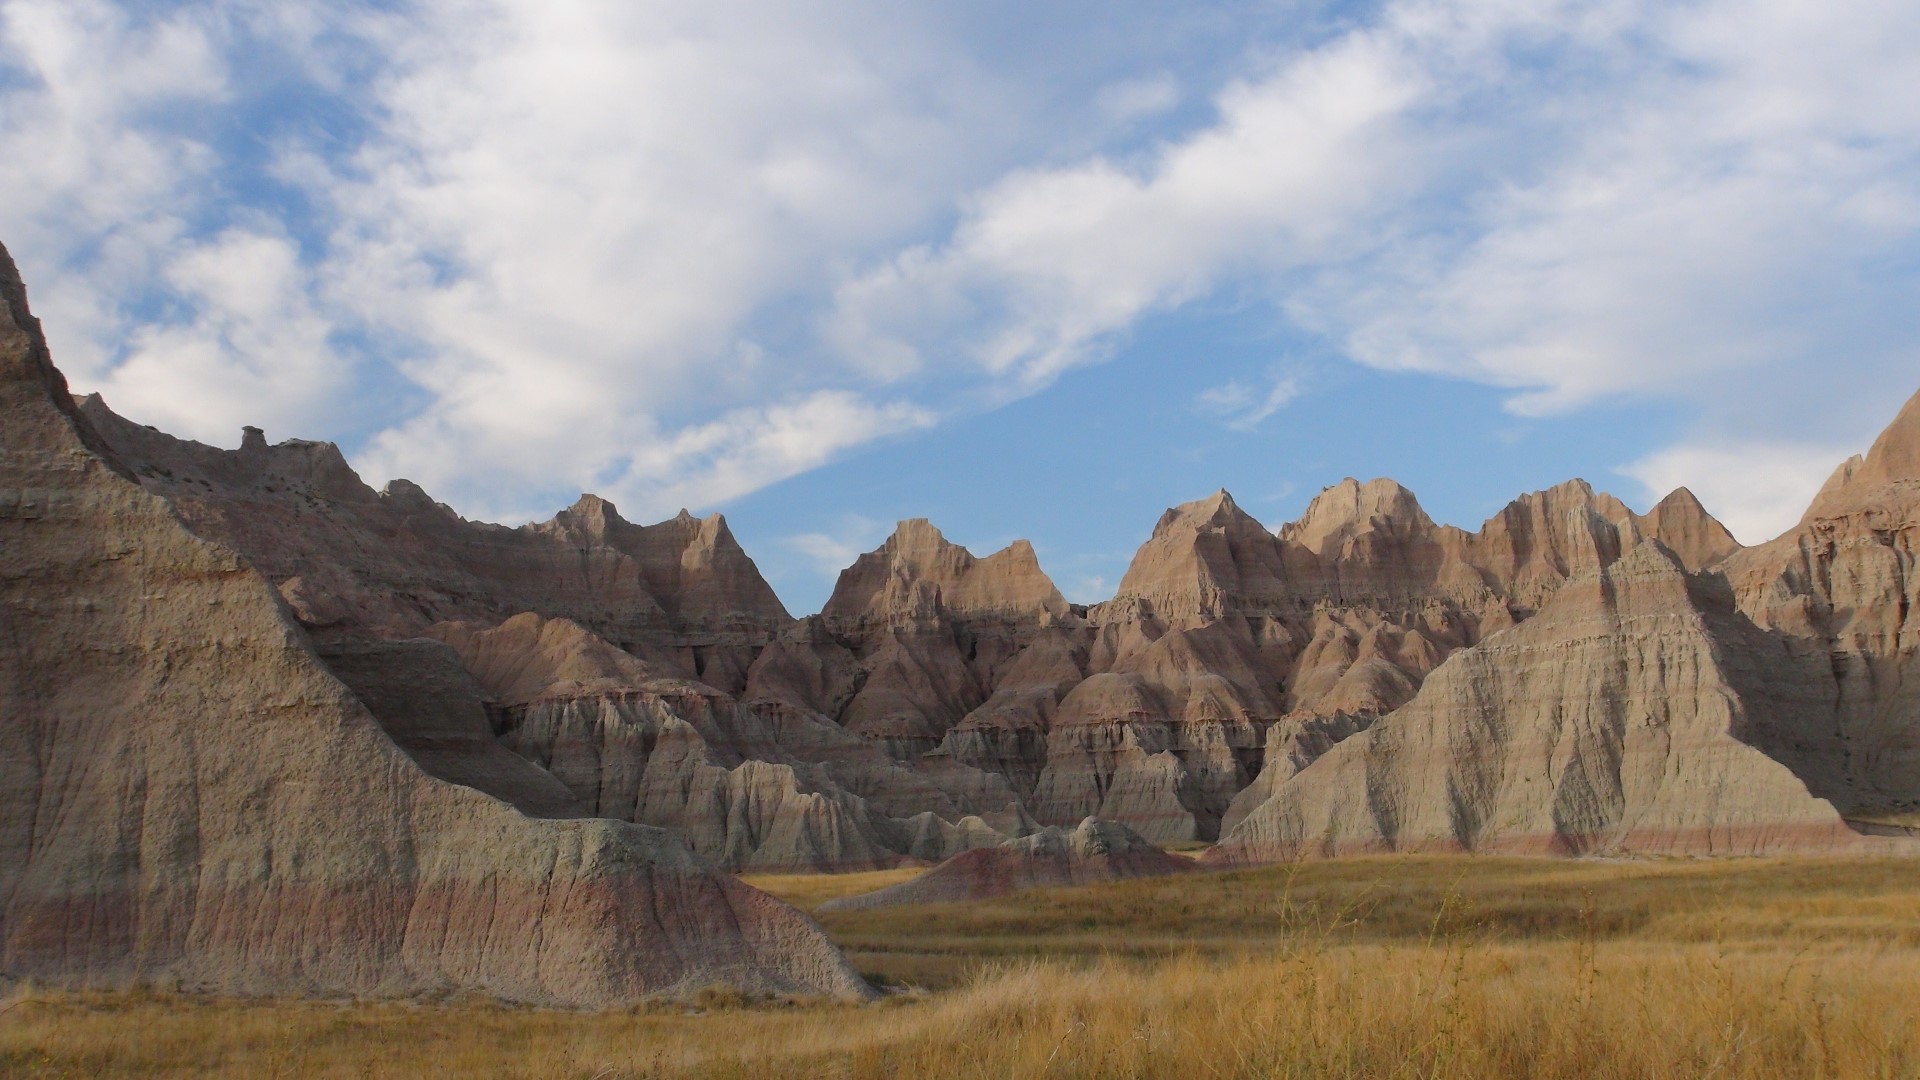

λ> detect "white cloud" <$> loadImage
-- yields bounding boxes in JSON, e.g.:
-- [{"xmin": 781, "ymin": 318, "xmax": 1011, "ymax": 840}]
[
  {"xmin": 90, "ymin": 228, "xmax": 347, "ymax": 443},
  {"xmin": 784, "ymin": 514, "xmax": 888, "ymax": 579},
  {"xmin": 1620, "ymin": 439, "xmax": 1855, "ymax": 546},
  {"xmin": 827, "ymin": 26, "xmax": 1426, "ymax": 392},
  {"xmin": 1198, "ymin": 371, "xmax": 1302, "ymax": 431},
  {"xmin": 1095, "ymin": 73, "xmax": 1180, "ymax": 123},
  {"xmin": 5, "ymin": 0, "xmax": 1918, "ymax": 541}
]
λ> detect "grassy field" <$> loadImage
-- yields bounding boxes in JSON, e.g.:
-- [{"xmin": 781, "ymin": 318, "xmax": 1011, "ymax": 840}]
[{"xmin": 6, "ymin": 855, "xmax": 1920, "ymax": 1078}]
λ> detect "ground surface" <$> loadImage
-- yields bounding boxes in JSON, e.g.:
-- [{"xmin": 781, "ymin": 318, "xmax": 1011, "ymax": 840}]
[{"xmin": 6, "ymin": 855, "xmax": 1920, "ymax": 1078}]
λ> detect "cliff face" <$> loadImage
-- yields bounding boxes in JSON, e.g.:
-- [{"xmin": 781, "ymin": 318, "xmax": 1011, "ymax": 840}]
[
  {"xmin": 0, "ymin": 242, "xmax": 870, "ymax": 1004},
  {"xmin": 1721, "ymin": 387, "xmax": 1920, "ymax": 820}
]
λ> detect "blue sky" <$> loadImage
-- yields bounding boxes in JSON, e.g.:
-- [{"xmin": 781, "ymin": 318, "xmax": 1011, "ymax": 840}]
[{"xmin": 3, "ymin": 0, "xmax": 1918, "ymax": 614}]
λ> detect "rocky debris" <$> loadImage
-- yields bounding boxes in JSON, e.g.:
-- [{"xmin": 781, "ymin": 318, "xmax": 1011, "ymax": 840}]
[
  {"xmin": 817, "ymin": 818, "xmax": 1196, "ymax": 911},
  {"xmin": 0, "ymin": 242, "xmax": 870, "ymax": 1004},
  {"xmin": 1210, "ymin": 543, "xmax": 1860, "ymax": 861}
]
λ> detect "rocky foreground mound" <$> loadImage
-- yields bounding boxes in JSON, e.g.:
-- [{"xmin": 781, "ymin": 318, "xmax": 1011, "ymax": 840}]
[
  {"xmin": 0, "ymin": 243, "xmax": 870, "ymax": 1004},
  {"xmin": 818, "ymin": 819, "xmax": 1196, "ymax": 911}
]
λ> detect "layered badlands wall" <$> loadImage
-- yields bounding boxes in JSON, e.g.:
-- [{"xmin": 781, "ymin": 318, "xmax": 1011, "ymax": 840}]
[
  {"xmin": 0, "ymin": 242, "xmax": 871, "ymax": 1004},
  {"xmin": 68, "ymin": 351, "xmax": 1920, "ymax": 864},
  {"xmin": 9, "ymin": 235, "xmax": 1918, "ymax": 915}
]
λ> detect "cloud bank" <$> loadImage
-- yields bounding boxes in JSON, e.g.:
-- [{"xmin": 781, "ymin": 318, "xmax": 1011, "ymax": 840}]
[{"xmin": 2, "ymin": 0, "xmax": 1916, "ymax": 543}]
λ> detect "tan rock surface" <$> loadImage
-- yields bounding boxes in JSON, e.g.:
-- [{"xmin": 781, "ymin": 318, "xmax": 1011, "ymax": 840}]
[
  {"xmin": 0, "ymin": 243, "xmax": 870, "ymax": 1003},
  {"xmin": 428, "ymin": 613, "xmax": 1021, "ymax": 871},
  {"xmin": 1210, "ymin": 543, "xmax": 1859, "ymax": 861}
]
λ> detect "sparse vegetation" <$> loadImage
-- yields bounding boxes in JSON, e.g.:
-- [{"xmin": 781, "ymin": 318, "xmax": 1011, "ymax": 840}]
[{"xmin": 6, "ymin": 855, "xmax": 1920, "ymax": 1078}]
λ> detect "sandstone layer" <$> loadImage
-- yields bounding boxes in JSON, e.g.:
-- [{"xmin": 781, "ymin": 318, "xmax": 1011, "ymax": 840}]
[
  {"xmin": 817, "ymin": 818, "xmax": 1196, "ymax": 912},
  {"xmin": 0, "ymin": 243, "xmax": 871, "ymax": 1004}
]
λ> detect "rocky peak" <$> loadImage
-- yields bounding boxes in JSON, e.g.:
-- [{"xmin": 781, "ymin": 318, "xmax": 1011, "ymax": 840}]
[
  {"xmin": 1805, "ymin": 387, "xmax": 1920, "ymax": 520},
  {"xmin": 1636, "ymin": 487, "xmax": 1741, "ymax": 568},
  {"xmin": 553, "ymin": 493, "xmax": 627, "ymax": 537},
  {"xmin": 1108, "ymin": 489, "xmax": 1292, "ymax": 623},
  {"xmin": 1152, "ymin": 489, "xmax": 1262, "ymax": 537},
  {"xmin": 1282, "ymin": 477, "xmax": 1436, "ymax": 554},
  {"xmin": 825, "ymin": 518, "xmax": 1067, "ymax": 626}
]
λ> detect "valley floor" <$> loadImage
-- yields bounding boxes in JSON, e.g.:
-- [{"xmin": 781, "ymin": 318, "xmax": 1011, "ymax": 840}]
[{"xmin": 6, "ymin": 855, "xmax": 1920, "ymax": 1079}]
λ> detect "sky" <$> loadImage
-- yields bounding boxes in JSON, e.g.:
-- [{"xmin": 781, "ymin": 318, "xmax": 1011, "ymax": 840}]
[{"xmin": 3, "ymin": 0, "xmax": 1917, "ymax": 614}]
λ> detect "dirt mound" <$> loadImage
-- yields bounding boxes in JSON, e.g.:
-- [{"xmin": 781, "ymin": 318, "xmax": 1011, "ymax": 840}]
[{"xmin": 819, "ymin": 818, "xmax": 1195, "ymax": 911}]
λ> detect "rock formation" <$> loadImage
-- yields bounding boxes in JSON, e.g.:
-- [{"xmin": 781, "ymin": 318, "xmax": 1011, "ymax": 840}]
[
  {"xmin": 817, "ymin": 818, "xmax": 1196, "ymax": 911},
  {"xmin": 1720, "ymin": 387, "xmax": 1920, "ymax": 822},
  {"xmin": 0, "ymin": 242, "xmax": 870, "ymax": 1004},
  {"xmin": 13, "ymin": 220, "xmax": 1915, "ymax": 906},
  {"xmin": 1210, "ymin": 543, "xmax": 1857, "ymax": 860}
]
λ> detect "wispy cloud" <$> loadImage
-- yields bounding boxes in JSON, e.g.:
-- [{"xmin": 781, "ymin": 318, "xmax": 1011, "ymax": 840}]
[
  {"xmin": 1197, "ymin": 371, "xmax": 1302, "ymax": 431},
  {"xmin": 783, "ymin": 514, "xmax": 888, "ymax": 579},
  {"xmin": 3, "ymin": 0, "xmax": 1917, "ymax": 541}
]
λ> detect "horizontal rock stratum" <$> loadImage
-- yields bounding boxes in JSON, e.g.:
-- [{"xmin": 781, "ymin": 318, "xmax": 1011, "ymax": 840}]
[{"xmin": 3, "ymin": 235, "xmax": 1917, "ymax": 998}]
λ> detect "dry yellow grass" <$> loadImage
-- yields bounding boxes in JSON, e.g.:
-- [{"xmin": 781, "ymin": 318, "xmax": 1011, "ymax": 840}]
[
  {"xmin": 736, "ymin": 865, "xmax": 927, "ymax": 909},
  {"xmin": 5, "ymin": 854, "xmax": 1919, "ymax": 1079}
]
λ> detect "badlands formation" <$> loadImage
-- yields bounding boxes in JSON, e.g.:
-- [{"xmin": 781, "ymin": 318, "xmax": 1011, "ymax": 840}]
[
  {"xmin": 3, "ymin": 235, "xmax": 1917, "ymax": 998},
  {"xmin": 0, "ymin": 245, "xmax": 867, "ymax": 1004}
]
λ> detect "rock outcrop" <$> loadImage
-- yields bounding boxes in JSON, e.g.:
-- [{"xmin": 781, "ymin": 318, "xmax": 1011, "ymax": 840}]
[
  {"xmin": 817, "ymin": 818, "xmax": 1195, "ymax": 911},
  {"xmin": 0, "ymin": 242, "xmax": 870, "ymax": 1004},
  {"xmin": 1721, "ymin": 387, "xmax": 1920, "ymax": 822},
  {"xmin": 1211, "ymin": 543, "xmax": 1858, "ymax": 860},
  {"xmin": 79, "ymin": 402, "xmax": 788, "ymax": 687}
]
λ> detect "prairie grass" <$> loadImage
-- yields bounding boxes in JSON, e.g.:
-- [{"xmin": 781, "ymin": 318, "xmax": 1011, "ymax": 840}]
[
  {"xmin": 4, "ymin": 855, "xmax": 1919, "ymax": 1079},
  {"xmin": 735, "ymin": 865, "xmax": 925, "ymax": 909}
]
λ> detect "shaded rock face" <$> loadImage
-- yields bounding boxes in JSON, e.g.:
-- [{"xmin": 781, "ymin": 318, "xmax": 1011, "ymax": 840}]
[
  {"xmin": 1722, "ymin": 387, "xmax": 1920, "ymax": 821},
  {"xmin": 817, "ymin": 818, "xmax": 1196, "ymax": 912},
  {"xmin": 0, "ymin": 243, "xmax": 870, "ymax": 1004},
  {"xmin": 424, "ymin": 613, "xmax": 1027, "ymax": 873}
]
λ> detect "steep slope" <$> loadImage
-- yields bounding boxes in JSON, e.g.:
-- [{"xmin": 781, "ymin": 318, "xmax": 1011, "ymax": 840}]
[
  {"xmin": 1210, "ymin": 543, "xmax": 1856, "ymax": 861},
  {"xmin": 0, "ymin": 243, "xmax": 869, "ymax": 1003},
  {"xmin": 808, "ymin": 519, "xmax": 1074, "ymax": 760},
  {"xmin": 817, "ymin": 818, "xmax": 1195, "ymax": 911},
  {"xmin": 1723, "ymin": 387, "xmax": 1920, "ymax": 820},
  {"xmin": 78, "ymin": 402, "xmax": 787, "ymax": 689},
  {"xmin": 1023, "ymin": 480, "xmax": 1745, "ymax": 841}
]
